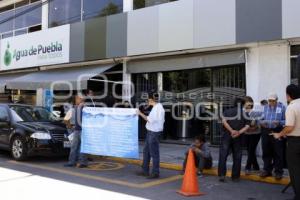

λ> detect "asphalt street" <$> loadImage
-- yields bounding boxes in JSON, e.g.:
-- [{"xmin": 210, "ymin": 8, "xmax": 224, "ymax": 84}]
[{"xmin": 0, "ymin": 150, "xmax": 294, "ymax": 200}]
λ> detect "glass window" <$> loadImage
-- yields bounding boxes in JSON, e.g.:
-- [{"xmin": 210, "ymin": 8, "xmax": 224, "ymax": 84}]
[
  {"xmin": 0, "ymin": 107, "xmax": 9, "ymax": 121},
  {"xmin": 0, "ymin": 10, "xmax": 14, "ymax": 33},
  {"xmin": 10, "ymin": 106, "xmax": 58, "ymax": 122},
  {"xmin": 28, "ymin": 24, "xmax": 41, "ymax": 33},
  {"xmin": 163, "ymin": 69, "xmax": 211, "ymax": 101},
  {"xmin": 15, "ymin": 28, "xmax": 28, "ymax": 36},
  {"xmin": 133, "ymin": 73, "xmax": 158, "ymax": 102},
  {"xmin": 15, "ymin": 2, "xmax": 42, "ymax": 29},
  {"xmin": 30, "ymin": 0, "xmax": 41, "ymax": 3},
  {"xmin": 49, "ymin": 0, "xmax": 81, "ymax": 28},
  {"xmin": 0, "ymin": 5, "xmax": 14, "ymax": 13},
  {"xmin": 83, "ymin": 0, "xmax": 123, "ymax": 20},
  {"xmin": 2, "ymin": 31, "xmax": 13, "ymax": 39},
  {"xmin": 134, "ymin": 0, "xmax": 177, "ymax": 10},
  {"xmin": 291, "ymin": 46, "xmax": 300, "ymax": 86},
  {"xmin": 15, "ymin": 0, "xmax": 30, "ymax": 8}
]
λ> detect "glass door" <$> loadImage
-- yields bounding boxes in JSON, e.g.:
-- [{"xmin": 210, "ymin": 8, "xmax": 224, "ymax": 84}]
[{"xmin": 210, "ymin": 64, "xmax": 246, "ymax": 145}]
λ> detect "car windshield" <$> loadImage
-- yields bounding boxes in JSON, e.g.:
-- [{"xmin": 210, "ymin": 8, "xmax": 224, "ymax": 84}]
[{"xmin": 10, "ymin": 106, "xmax": 59, "ymax": 122}]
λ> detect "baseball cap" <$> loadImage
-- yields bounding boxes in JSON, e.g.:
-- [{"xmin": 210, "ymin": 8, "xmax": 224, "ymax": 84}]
[{"xmin": 267, "ymin": 93, "xmax": 278, "ymax": 101}]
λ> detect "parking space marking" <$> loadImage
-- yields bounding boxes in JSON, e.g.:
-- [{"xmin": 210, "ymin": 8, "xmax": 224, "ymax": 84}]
[
  {"xmin": 83, "ymin": 162, "xmax": 125, "ymax": 171},
  {"xmin": 8, "ymin": 160, "xmax": 182, "ymax": 189}
]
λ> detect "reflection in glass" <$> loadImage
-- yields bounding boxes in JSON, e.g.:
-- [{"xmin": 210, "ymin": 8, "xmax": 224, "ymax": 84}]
[
  {"xmin": 133, "ymin": 65, "xmax": 246, "ymax": 145},
  {"xmin": 83, "ymin": 0, "xmax": 123, "ymax": 20},
  {"xmin": 15, "ymin": 2, "xmax": 42, "ymax": 29},
  {"xmin": 291, "ymin": 46, "xmax": 300, "ymax": 86},
  {"xmin": 15, "ymin": 28, "xmax": 28, "ymax": 36},
  {"xmin": 134, "ymin": 0, "xmax": 178, "ymax": 10},
  {"xmin": 49, "ymin": 0, "xmax": 81, "ymax": 27},
  {"xmin": 0, "ymin": 10, "xmax": 14, "ymax": 33},
  {"xmin": 2, "ymin": 31, "xmax": 13, "ymax": 39}
]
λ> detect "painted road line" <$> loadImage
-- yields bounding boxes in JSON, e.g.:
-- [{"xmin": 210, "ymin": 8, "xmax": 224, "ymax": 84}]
[
  {"xmin": 106, "ymin": 157, "xmax": 290, "ymax": 185},
  {"xmin": 7, "ymin": 160, "xmax": 182, "ymax": 189}
]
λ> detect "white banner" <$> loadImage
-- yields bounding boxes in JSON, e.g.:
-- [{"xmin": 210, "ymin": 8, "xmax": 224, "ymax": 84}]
[
  {"xmin": 81, "ymin": 107, "xmax": 139, "ymax": 159},
  {"xmin": 0, "ymin": 24, "xmax": 70, "ymax": 71}
]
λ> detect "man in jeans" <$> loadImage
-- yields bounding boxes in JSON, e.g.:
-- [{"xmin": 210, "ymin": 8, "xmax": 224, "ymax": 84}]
[
  {"xmin": 64, "ymin": 94, "xmax": 88, "ymax": 168},
  {"xmin": 137, "ymin": 92, "xmax": 165, "ymax": 179},
  {"xmin": 218, "ymin": 98, "xmax": 250, "ymax": 182}
]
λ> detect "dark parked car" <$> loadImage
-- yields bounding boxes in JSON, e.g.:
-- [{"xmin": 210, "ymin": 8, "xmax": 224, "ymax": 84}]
[{"xmin": 0, "ymin": 104, "xmax": 70, "ymax": 161}]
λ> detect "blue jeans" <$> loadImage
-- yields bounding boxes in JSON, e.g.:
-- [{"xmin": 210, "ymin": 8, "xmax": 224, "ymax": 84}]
[
  {"xmin": 68, "ymin": 130, "xmax": 88, "ymax": 165},
  {"xmin": 142, "ymin": 130, "xmax": 161, "ymax": 175},
  {"xmin": 218, "ymin": 131, "xmax": 242, "ymax": 179}
]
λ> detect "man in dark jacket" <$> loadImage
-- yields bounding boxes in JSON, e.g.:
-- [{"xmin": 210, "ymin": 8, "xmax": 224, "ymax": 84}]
[{"xmin": 218, "ymin": 98, "xmax": 250, "ymax": 182}]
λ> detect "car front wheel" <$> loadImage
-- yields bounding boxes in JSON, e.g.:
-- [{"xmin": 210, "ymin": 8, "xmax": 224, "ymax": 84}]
[{"xmin": 11, "ymin": 136, "xmax": 28, "ymax": 161}]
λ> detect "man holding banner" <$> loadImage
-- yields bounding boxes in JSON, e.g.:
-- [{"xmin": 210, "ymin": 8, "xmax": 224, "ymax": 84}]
[{"xmin": 137, "ymin": 93, "xmax": 165, "ymax": 179}]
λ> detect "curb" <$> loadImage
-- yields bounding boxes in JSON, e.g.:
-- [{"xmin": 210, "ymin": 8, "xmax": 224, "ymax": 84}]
[{"xmin": 106, "ymin": 157, "xmax": 290, "ymax": 186}]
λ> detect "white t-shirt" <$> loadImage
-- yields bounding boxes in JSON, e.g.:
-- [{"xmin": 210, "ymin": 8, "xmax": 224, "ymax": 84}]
[
  {"xmin": 285, "ymin": 99, "xmax": 300, "ymax": 137},
  {"xmin": 146, "ymin": 103, "xmax": 165, "ymax": 132}
]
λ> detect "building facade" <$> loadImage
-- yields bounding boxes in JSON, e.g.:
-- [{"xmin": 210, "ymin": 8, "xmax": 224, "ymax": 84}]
[{"xmin": 0, "ymin": 0, "xmax": 299, "ymax": 144}]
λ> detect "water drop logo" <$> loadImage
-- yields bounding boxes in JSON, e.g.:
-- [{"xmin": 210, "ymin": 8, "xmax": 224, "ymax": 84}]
[{"xmin": 4, "ymin": 43, "xmax": 12, "ymax": 66}]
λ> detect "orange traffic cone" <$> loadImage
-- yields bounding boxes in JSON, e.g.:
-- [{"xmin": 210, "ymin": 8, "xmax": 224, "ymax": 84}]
[{"xmin": 177, "ymin": 149, "xmax": 205, "ymax": 197}]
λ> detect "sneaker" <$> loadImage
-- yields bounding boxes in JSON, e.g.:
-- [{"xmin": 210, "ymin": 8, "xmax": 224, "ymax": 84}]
[
  {"xmin": 136, "ymin": 171, "xmax": 149, "ymax": 177},
  {"xmin": 219, "ymin": 176, "xmax": 226, "ymax": 182},
  {"xmin": 275, "ymin": 173, "xmax": 283, "ymax": 180},
  {"xmin": 64, "ymin": 163, "xmax": 76, "ymax": 167},
  {"xmin": 77, "ymin": 164, "xmax": 88, "ymax": 168},
  {"xmin": 260, "ymin": 171, "xmax": 272, "ymax": 178},
  {"xmin": 147, "ymin": 174, "xmax": 160, "ymax": 179}
]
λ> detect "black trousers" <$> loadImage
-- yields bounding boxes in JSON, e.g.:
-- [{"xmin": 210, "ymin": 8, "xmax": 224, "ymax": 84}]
[
  {"xmin": 287, "ymin": 137, "xmax": 300, "ymax": 200},
  {"xmin": 245, "ymin": 134, "xmax": 261, "ymax": 171},
  {"xmin": 261, "ymin": 128, "xmax": 285, "ymax": 175},
  {"xmin": 218, "ymin": 132, "xmax": 242, "ymax": 179}
]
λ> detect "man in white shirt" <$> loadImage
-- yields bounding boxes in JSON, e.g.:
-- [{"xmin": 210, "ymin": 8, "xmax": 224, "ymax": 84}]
[
  {"xmin": 137, "ymin": 92, "xmax": 165, "ymax": 179},
  {"xmin": 272, "ymin": 84, "xmax": 300, "ymax": 200}
]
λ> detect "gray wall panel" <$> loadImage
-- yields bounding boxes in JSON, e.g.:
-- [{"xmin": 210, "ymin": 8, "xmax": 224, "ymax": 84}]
[
  {"xmin": 158, "ymin": 0, "xmax": 194, "ymax": 52},
  {"xmin": 85, "ymin": 17, "xmax": 107, "ymax": 61},
  {"xmin": 70, "ymin": 22, "xmax": 85, "ymax": 63},
  {"xmin": 236, "ymin": 0, "xmax": 282, "ymax": 43},
  {"xmin": 106, "ymin": 13, "xmax": 127, "ymax": 58},
  {"xmin": 127, "ymin": 6, "xmax": 159, "ymax": 56},
  {"xmin": 194, "ymin": 0, "xmax": 236, "ymax": 48},
  {"xmin": 282, "ymin": 0, "xmax": 300, "ymax": 39}
]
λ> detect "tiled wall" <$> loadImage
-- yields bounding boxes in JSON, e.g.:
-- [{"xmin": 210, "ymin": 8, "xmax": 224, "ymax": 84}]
[
  {"xmin": 193, "ymin": 0, "xmax": 236, "ymax": 48},
  {"xmin": 236, "ymin": 0, "xmax": 282, "ymax": 43},
  {"xmin": 127, "ymin": 6, "xmax": 159, "ymax": 55},
  {"xmin": 282, "ymin": 0, "xmax": 300, "ymax": 39},
  {"xmin": 68, "ymin": 0, "xmax": 300, "ymax": 63}
]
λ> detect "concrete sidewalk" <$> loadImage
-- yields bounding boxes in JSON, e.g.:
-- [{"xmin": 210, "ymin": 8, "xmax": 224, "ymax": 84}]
[
  {"xmin": 139, "ymin": 142, "xmax": 263, "ymax": 169},
  {"xmin": 110, "ymin": 142, "xmax": 289, "ymax": 185}
]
